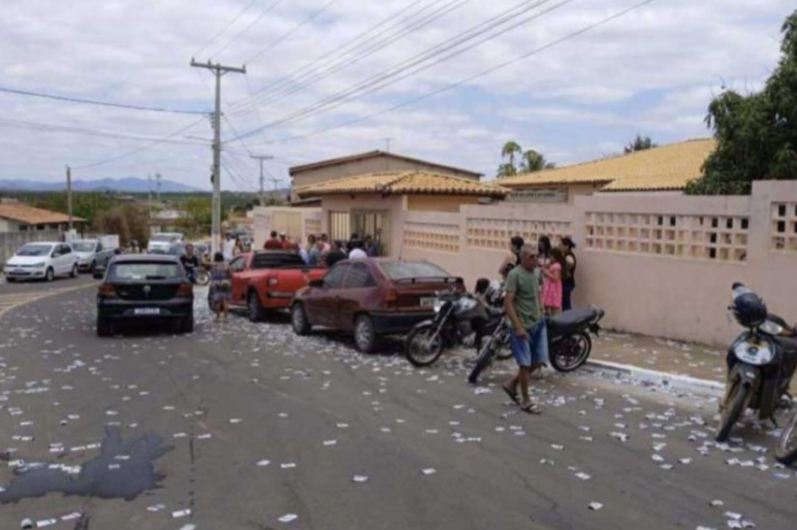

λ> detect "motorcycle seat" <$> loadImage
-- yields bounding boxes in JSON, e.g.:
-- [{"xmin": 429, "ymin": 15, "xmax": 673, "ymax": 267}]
[{"xmin": 547, "ymin": 307, "xmax": 598, "ymax": 334}]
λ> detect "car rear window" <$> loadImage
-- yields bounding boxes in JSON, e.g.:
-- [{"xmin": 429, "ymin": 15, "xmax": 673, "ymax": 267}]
[
  {"xmin": 251, "ymin": 252, "xmax": 306, "ymax": 269},
  {"xmin": 379, "ymin": 261, "xmax": 451, "ymax": 280},
  {"xmin": 110, "ymin": 262, "xmax": 181, "ymax": 281}
]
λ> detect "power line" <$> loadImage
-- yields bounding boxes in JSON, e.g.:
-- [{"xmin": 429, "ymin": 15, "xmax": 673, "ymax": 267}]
[
  {"xmin": 244, "ymin": 0, "xmax": 344, "ymax": 64},
  {"xmin": 194, "ymin": 0, "xmax": 262, "ymax": 58},
  {"xmin": 211, "ymin": 0, "xmax": 286, "ymax": 59},
  {"xmin": 243, "ymin": 0, "xmax": 660, "ymax": 147},
  {"xmin": 230, "ymin": 0, "xmax": 565, "ymax": 140},
  {"xmin": 0, "ymin": 86, "xmax": 209, "ymax": 115},
  {"xmin": 227, "ymin": 0, "xmax": 443, "ymax": 115}
]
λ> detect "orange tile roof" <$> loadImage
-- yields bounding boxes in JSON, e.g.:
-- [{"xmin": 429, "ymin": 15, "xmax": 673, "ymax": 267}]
[
  {"xmin": 499, "ymin": 138, "xmax": 716, "ymax": 192},
  {"xmin": 0, "ymin": 203, "xmax": 85, "ymax": 225},
  {"xmin": 295, "ymin": 170, "xmax": 509, "ymax": 198},
  {"xmin": 289, "ymin": 150, "xmax": 482, "ymax": 177}
]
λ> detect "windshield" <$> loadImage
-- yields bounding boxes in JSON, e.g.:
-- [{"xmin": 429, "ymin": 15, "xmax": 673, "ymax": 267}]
[
  {"xmin": 17, "ymin": 244, "xmax": 53, "ymax": 257},
  {"xmin": 379, "ymin": 261, "xmax": 451, "ymax": 280},
  {"xmin": 110, "ymin": 262, "xmax": 181, "ymax": 281},
  {"xmin": 151, "ymin": 235, "xmax": 179, "ymax": 243},
  {"xmin": 71, "ymin": 242, "xmax": 96, "ymax": 252}
]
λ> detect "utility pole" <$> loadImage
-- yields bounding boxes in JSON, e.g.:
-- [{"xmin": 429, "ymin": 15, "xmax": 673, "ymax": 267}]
[
  {"xmin": 190, "ymin": 58, "xmax": 246, "ymax": 255},
  {"xmin": 382, "ymin": 138, "xmax": 393, "ymax": 153},
  {"xmin": 155, "ymin": 173, "xmax": 162, "ymax": 201},
  {"xmin": 66, "ymin": 165, "xmax": 73, "ymax": 233},
  {"xmin": 268, "ymin": 177, "xmax": 281, "ymax": 192},
  {"xmin": 250, "ymin": 154, "xmax": 274, "ymax": 206}
]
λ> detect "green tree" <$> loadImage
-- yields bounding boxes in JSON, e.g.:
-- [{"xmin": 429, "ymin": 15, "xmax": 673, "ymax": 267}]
[
  {"xmin": 624, "ymin": 134, "xmax": 657, "ymax": 154},
  {"xmin": 496, "ymin": 163, "xmax": 518, "ymax": 178},
  {"xmin": 686, "ymin": 10, "xmax": 797, "ymax": 195},
  {"xmin": 182, "ymin": 196, "xmax": 212, "ymax": 237},
  {"xmin": 519, "ymin": 149, "xmax": 555, "ymax": 172},
  {"xmin": 501, "ymin": 141, "xmax": 522, "ymax": 167},
  {"xmin": 496, "ymin": 141, "xmax": 554, "ymax": 177}
]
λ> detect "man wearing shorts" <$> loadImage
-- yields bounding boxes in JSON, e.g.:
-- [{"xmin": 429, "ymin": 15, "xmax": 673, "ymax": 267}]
[{"xmin": 503, "ymin": 244, "xmax": 548, "ymax": 414}]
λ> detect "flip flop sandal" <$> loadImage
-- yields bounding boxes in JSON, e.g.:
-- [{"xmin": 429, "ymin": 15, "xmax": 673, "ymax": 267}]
[
  {"xmin": 502, "ymin": 385, "xmax": 520, "ymax": 405},
  {"xmin": 520, "ymin": 402, "xmax": 542, "ymax": 415}
]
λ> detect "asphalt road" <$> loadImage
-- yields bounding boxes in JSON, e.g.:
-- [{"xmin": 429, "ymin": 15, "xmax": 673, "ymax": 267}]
[{"xmin": 0, "ymin": 285, "xmax": 795, "ymax": 530}]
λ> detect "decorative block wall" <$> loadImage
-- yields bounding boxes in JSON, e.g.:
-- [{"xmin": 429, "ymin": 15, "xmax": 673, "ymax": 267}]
[
  {"xmin": 403, "ymin": 222, "xmax": 460, "ymax": 253},
  {"xmin": 772, "ymin": 202, "xmax": 797, "ymax": 253},
  {"xmin": 466, "ymin": 218, "xmax": 572, "ymax": 250}
]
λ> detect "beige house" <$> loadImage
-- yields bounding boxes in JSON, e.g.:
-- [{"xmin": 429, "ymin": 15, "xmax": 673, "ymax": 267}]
[
  {"xmin": 0, "ymin": 201, "xmax": 84, "ymax": 233},
  {"xmin": 499, "ymin": 138, "xmax": 716, "ymax": 203},
  {"xmin": 289, "ymin": 150, "xmax": 482, "ymax": 204}
]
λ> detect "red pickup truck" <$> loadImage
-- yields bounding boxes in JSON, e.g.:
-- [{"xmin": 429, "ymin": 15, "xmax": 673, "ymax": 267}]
[{"xmin": 229, "ymin": 251, "xmax": 326, "ymax": 322}]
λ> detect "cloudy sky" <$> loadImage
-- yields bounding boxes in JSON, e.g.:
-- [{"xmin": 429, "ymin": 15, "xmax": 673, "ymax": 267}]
[{"xmin": 0, "ymin": 0, "xmax": 793, "ymax": 190}]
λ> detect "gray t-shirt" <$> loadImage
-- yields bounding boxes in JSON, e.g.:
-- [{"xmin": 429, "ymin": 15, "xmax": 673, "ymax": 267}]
[{"xmin": 505, "ymin": 266, "xmax": 541, "ymax": 328}]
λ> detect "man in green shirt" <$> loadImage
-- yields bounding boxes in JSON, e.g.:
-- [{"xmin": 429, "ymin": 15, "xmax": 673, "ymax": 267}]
[{"xmin": 503, "ymin": 244, "xmax": 548, "ymax": 414}]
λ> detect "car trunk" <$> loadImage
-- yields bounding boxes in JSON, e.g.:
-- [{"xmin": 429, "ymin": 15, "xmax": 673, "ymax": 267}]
[
  {"xmin": 391, "ymin": 278, "xmax": 460, "ymax": 310},
  {"xmin": 113, "ymin": 283, "xmax": 181, "ymax": 301}
]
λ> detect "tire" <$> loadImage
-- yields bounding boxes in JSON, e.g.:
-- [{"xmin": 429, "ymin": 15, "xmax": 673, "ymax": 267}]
[
  {"xmin": 776, "ymin": 410, "xmax": 797, "ymax": 466},
  {"xmin": 45, "ymin": 267, "xmax": 54, "ymax": 282},
  {"xmin": 195, "ymin": 271, "xmax": 210, "ymax": 286},
  {"xmin": 468, "ymin": 339, "xmax": 499, "ymax": 384},
  {"xmin": 291, "ymin": 303, "xmax": 311, "ymax": 336},
  {"xmin": 97, "ymin": 317, "xmax": 113, "ymax": 337},
  {"xmin": 549, "ymin": 332, "xmax": 592, "ymax": 373},
  {"xmin": 354, "ymin": 314, "xmax": 379, "ymax": 353},
  {"xmin": 6, "ymin": 277, "xmax": 16, "ymax": 283},
  {"xmin": 248, "ymin": 291, "xmax": 266, "ymax": 322},
  {"xmin": 89, "ymin": 260, "xmax": 97, "ymax": 273},
  {"xmin": 715, "ymin": 379, "xmax": 751, "ymax": 442},
  {"xmin": 404, "ymin": 322, "xmax": 444, "ymax": 367},
  {"xmin": 70, "ymin": 264, "xmax": 79, "ymax": 278}
]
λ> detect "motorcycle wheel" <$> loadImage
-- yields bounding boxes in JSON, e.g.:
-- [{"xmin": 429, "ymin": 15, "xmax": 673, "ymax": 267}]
[
  {"xmin": 549, "ymin": 332, "xmax": 592, "ymax": 373},
  {"xmin": 715, "ymin": 379, "xmax": 750, "ymax": 442},
  {"xmin": 468, "ymin": 340, "xmax": 498, "ymax": 384},
  {"xmin": 775, "ymin": 410, "xmax": 797, "ymax": 466},
  {"xmin": 195, "ymin": 271, "xmax": 210, "ymax": 286},
  {"xmin": 405, "ymin": 323, "xmax": 445, "ymax": 367}
]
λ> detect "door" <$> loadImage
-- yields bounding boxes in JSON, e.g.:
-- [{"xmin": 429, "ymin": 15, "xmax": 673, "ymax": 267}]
[
  {"xmin": 57, "ymin": 244, "xmax": 72, "ymax": 275},
  {"xmin": 338, "ymin": 262, "xmax": 379, "ymax": 330},
  {"xmin": 305, "ymin": 263, "xmax": 349, "ymax": 327},
  {"xmin": 351, "ymin": 211, "xmax": 390, "ymax": 256},
  {"xmin": 229, "ymin": 256, "xmax": 249, "ymax": 305}
]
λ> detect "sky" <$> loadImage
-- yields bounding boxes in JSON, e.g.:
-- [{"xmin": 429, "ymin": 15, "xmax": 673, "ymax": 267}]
[{"xmin": 0, "ymin": 0, "xmax": 793, "ymax": 191}]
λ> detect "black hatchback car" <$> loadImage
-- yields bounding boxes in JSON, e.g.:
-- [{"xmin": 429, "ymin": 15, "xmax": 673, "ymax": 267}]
[{"xmin": 94, "ymin": 254, "xmax": 194, "ymax": 336}]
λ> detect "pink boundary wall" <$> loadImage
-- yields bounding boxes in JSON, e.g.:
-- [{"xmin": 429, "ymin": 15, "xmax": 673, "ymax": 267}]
[{"xmin": 255, "ymin": 181, "xmax": 797, "ymax": 346}]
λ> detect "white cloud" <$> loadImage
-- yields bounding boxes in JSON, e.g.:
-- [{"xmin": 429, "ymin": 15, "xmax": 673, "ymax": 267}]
[{"xmin": 0, "ymin": 0, "xmax": 793, "ymax": 186}]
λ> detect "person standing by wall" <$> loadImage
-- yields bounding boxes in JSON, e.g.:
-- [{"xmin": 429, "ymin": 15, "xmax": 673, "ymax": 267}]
[
  {"xmin": 541, "ymin": 247, "xmax": 564, "ymax": 315},
  {"xmin": 306, "ymin": 234, "xmax": 320, "ymax": 266},
  {"xmin": 559, "ymin": 237, "xmax": 577, "ymax": 311},
  {"xmin": 502, "ymin": 244, "xmax": 547, "ymax": 415},
  {"xmin": 264, "ymin": 230, "xmax": 282, "ymax": 250},
  {"xmin": 499, "ymin": 236, "xmax": 524, "ymax": 279},
  {"xmin": 325, "ymin": 241, "xmax": 347, "ymax": 267},
  {"xmin": 222, "ymin": 234, "xmax": 235, "ymax": 262},
  {"xmin": 348, "ymin": 240, "xmax": 368, "ymax": 260},
  {"xmin": 210, "ymin": 252, "xmax": 232, "ymax": 322}
]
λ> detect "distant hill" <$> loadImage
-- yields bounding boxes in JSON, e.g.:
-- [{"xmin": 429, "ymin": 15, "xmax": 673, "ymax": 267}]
[{"xmin": 0, "ymin": 177, "xmax": 202, "ymax": 193}]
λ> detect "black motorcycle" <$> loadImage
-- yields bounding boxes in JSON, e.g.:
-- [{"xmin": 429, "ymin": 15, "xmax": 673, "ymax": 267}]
[
  {"xmin": 716, "ymin": 283, "xmax": 797, "ymax": 445},
  {"xmin": 468, "ymin": 306, "xmax": 605, "ymax": 383},
  {"xmin": 405, "ymin": 291, "xmax": 505, "ymax": 367}
]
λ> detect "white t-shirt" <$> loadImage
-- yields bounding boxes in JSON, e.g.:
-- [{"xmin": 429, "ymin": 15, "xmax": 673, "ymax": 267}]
[
  {"xmin": 348, "ymin": 248, "xmax": 368, "ymax": 260},
  {"xmin": 223, "ymin": 239, "xmax": 235, "ymax": 261}
]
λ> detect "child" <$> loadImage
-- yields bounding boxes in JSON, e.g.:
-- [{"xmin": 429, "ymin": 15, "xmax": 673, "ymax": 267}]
[{"xmin": 541, "ymin": 247, "xmax": 564, "ymax": 315}]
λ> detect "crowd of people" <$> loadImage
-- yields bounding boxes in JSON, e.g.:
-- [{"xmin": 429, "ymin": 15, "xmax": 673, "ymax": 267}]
[{"xmin": 262, "ymin": 230, "xmax": 380, "ymax": 267}]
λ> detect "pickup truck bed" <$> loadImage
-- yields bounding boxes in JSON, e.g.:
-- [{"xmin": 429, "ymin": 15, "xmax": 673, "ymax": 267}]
[{"xmin": 229, "ymin": 251, "xmax": 326, "ymax": 322}]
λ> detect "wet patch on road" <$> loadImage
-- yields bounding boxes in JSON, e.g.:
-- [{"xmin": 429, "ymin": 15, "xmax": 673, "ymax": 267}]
[{"xmin": 0, "ymin": 426, "xmax": 172, "ymax": 504}]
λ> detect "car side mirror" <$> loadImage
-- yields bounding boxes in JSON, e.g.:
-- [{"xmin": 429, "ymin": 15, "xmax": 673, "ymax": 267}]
[
  {"xmin": 92, "ymin": 267, "xmax": 106, "ymax": 280},
  {"xmin": 309, "ymin": 279, "xmax": 324, "ymax": 288}
]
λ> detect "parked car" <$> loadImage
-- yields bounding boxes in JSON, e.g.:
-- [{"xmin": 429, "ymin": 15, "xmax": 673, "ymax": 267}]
[
  {"xmin": 229, "ymin": 251, "xmax": 327, "ymax": 321},
  {"xmin": 290, "ymin": 259, "xmax": 461, "ymax": 352},
  {"xmin": 71, "ymin": 239, "xmax": 119, "ymax": 272},
  {"xmin": 147, "ymin": 232, "xmax": 184, "ymax": 254},
  {"xmin": 3, "ymin": 242, "xmax": 79, "ymax": 282},
  {"xmin": 94, "ymin": 254, "xmax": 194, "ymax": 336}
]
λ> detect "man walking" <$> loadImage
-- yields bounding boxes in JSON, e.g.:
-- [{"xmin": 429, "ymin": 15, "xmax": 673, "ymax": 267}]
[{"xmin": 503, "ymin": 244, "xmax": 547, "ymax": 414}]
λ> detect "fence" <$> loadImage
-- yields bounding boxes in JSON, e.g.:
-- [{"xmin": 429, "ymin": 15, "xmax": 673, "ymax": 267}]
[{"xmin": 0, "ymin": 231, "xmax": 62, "ymax": 266}]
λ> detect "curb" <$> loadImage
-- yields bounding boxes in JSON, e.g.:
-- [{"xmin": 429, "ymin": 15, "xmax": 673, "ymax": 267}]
[{"xmin": 585, "ymin": 359, "xmax": 725, "ymax": 397}]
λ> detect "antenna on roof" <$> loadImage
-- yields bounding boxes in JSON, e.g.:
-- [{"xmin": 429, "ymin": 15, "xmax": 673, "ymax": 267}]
[{"xmin": 381, "ymin": 138, "xmax": 393, "ymax": 153}]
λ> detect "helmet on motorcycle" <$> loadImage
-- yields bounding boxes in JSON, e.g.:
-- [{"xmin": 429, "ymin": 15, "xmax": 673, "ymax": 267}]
[
  {"xmin": 731, "ymin": 283, "xmax": 767, "ymax": 328},
  {"xmin": 485, "ymin": 280, "xmax": 504, "ymax": 307}
]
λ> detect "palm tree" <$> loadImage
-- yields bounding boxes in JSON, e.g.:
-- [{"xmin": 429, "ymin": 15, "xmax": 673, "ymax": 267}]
[
  {"xmin": 501, "ymin": 141, "xmax": 522, "ymax": 167},
  {"xmin": 625, "ymin": 134, "xmax": 657, "ymax": 154},
  {"xmin": 496, "ymin": 163, "xmax": 517, "ymax": 178},
  {"xmin": 519, "ymin": 149, "xmax": 555, "ymax": 172}
]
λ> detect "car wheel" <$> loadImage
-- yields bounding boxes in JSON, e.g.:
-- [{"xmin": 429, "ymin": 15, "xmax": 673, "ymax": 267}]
[
  {"xmin": 248, "ymin": 291, "xmax": 266, "ymax": 322},
  {"xmin": 97, "ymin": 317, "xmax": 112, "ymax": 337},
  {"xmin": 291, "ymin": 303, "xmax": 311, "ymax": 336},
  {"xmin": 70, "ymin": 264, "xmax": 79, "ymax": 278},
  {"xmin": 182, "ymin": 316, "xmax": 194, "ymax": 334},
  {"xmin": 89, "ymin": 260, "xmax": 97, "ymax": 273},
  {"xmin": 354, "ymin": 314, "xmax": 379, "ymax": 353},
  {"xmin": 45, "ymin": 268, "xmax": 54, "ymax": 282},
  {"xmin": 6, "ymin": 277, "xmax": 16, "ymax": 283}
]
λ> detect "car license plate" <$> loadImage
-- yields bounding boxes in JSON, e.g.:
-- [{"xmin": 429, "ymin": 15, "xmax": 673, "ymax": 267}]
[
  {"xmin": 420, "ymin": 297, "xmax": 436, "ymax": 307},
  {"xmin": 134, "ymin": 308, "xmax": 160, "ymax": 316}
]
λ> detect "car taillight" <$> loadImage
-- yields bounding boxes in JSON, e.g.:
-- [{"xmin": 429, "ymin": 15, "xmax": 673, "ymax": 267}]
[
  {"xmin": 267, "ymin": 277, "xmax": 278, "ymax": 286},
  {"xmin": 385, "ymin": 288, "xmax": 398, "ymax": 305},
  {"xmin": 98, "ymin": 284, "xmax": 117, "ymax": 297},
  {"xmin": 177, "ymin": 283, "xmax": 193, "ymax": 296}
]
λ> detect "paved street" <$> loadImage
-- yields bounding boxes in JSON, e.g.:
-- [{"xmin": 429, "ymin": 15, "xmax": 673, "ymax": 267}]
[{"xmin": 0, "ymin": 283, "xmax": 796, "ymax": 530}]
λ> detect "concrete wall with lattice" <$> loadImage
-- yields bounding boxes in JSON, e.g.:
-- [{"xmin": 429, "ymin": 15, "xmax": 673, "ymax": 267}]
[{"xmin": 772, "ymin": 202, "xmax": 797, "ymax": 253}]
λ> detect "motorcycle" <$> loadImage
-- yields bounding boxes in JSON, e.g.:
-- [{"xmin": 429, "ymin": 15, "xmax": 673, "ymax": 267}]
[
  {"xmin": 715, "ymin": 283, "xmax": 797, "ymax": 443},
  {"xmin": 405, "ymin": 290, "xmax": 505, "ymax": 367},
  {"xmin": 468, "ymin": 305, "xmax": 605, "ymax": 383}
]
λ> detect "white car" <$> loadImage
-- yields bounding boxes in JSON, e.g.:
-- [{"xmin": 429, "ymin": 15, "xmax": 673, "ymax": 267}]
[
  {"xmin": 3, "ymin": 242, "xmax": 80, "ymax": 282},
  {"xmin": 147, "ymin": 233, "xmax": 184, "ymax": 254}
]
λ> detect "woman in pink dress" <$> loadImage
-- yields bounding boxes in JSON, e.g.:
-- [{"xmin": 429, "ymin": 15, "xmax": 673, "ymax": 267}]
[{"xmin": 541, "ymin": 247, "xmax": 564, "ymax": 315}]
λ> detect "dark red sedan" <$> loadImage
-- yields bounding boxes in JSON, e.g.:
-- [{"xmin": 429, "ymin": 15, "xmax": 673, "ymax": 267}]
[{"xmin": 290, "ymin": 259, "xmax": 461, "ymax": 352}]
